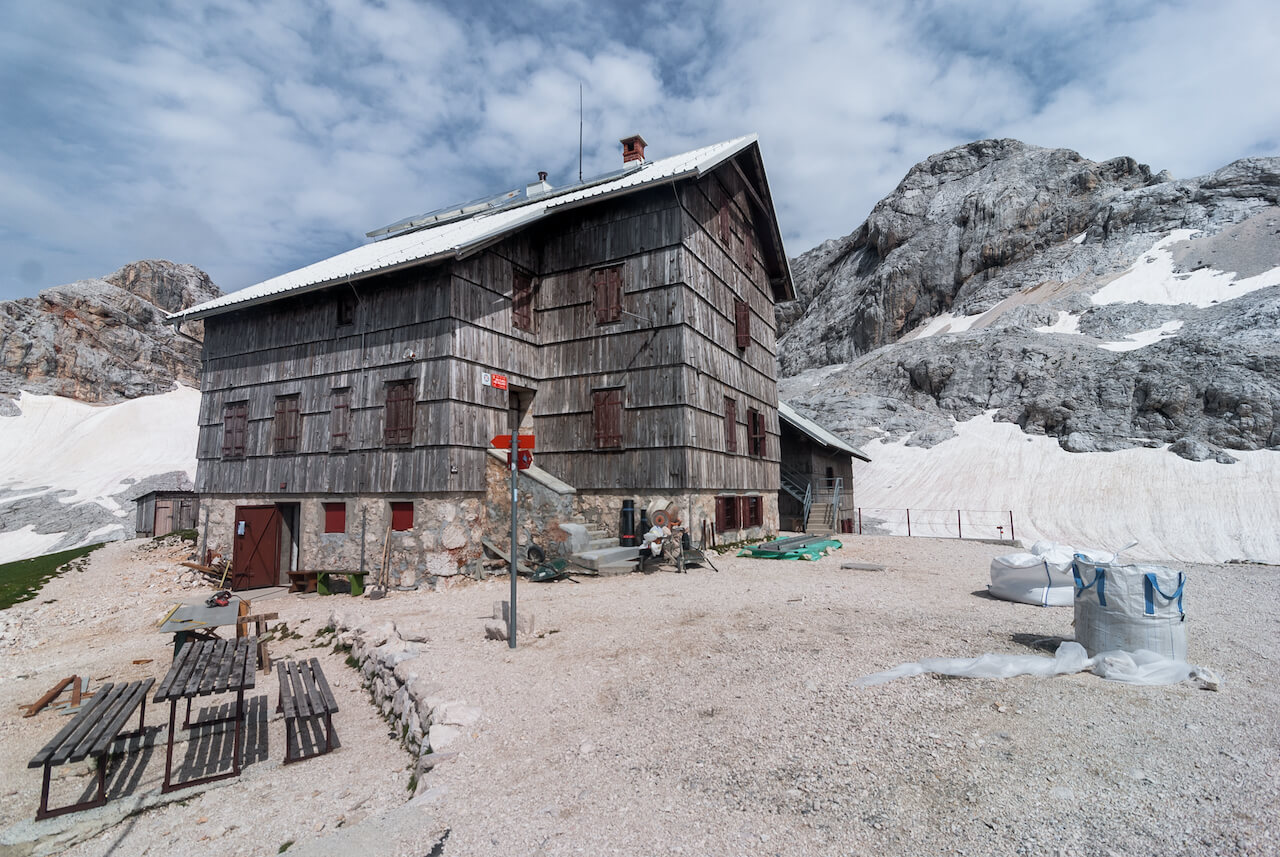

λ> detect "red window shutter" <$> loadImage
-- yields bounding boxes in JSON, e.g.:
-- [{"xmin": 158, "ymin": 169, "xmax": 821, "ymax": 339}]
[
  {"xmin": 330, "ymin": 388, "xmax": 350, "ymax": 450},
  {"xmin": 390, "ymin": 501, "xmax": 413, "ymax": 531},
  {"xmin": 323, "ymin": 502, "xmax": 346, "ymax": 534},
  {"xmin": 735, "ymin": 299, "xmax": 750, "ymax": 350},
  {"xmin": 593, "ymin": 265, "xmax": 623, "ymax": 325},
  {"xmin": 727, "ymin": 399, "xmax": 737, "ymax": 452},
  {"xmin": 385, "ymin": 381, "xmax": 414, "ymax": 446}
]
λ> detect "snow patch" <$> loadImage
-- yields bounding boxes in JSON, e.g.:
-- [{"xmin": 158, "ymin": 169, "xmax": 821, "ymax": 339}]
[
  {"xmin": 1098, "ymin": 320, "xmax": 1184, "ymax": 352},
  {"xmin": 902, "ymin": 311, "xmax": 988, "ymax": 341},
  {"xmin": 856, "ymin": 411, "xmax": 1280, "ymax": 564},
  {"xmin": 1092, "ymin": 229, "xmax": 1280, "ymax": 307},
  {"xmin": 1034, "ymin": 311, "xmax": 1083, "ymax": 334},
  {"xmin": 0, "ymin": 527, "xmax": 68, "ymax": 565},
  {"xmin": 1071, "ymin": 231, "xmax": 1088, "ymax": 245}
]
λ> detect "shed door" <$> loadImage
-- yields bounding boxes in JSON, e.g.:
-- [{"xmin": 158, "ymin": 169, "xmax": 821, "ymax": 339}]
[
  {"xmin": 154, "ymin": 499, "xmax": 174, "ymax": 537},
  {"xmin": 232, "ymin": 506, "xmax": 282, "ymax": 590}
]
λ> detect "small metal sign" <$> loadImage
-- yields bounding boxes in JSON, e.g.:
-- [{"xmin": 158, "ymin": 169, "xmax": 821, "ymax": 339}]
[{"xmin": 491, "ymin": 373, "xmax": 508, "ymax": 390}]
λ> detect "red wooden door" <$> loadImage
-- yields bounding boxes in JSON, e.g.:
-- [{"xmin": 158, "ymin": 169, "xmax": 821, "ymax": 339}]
[{"xmin": 232, "ymin": 506, "xmax": 281, "ymax": 590}]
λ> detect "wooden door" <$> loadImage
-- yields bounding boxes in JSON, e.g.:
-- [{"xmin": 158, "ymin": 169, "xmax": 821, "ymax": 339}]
[
  {"xmin": 154, "ymin": 499, "xmax": 174, "ymax": 537},
  {"xmin": 232, "ymin": 506, "xmax": 281, "ymax": 590}
]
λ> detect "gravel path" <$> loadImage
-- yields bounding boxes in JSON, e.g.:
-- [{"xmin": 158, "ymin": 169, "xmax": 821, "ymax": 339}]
[{"xmin": 2, "ymin": 535, "xmax": 1276, "ymax": 856}]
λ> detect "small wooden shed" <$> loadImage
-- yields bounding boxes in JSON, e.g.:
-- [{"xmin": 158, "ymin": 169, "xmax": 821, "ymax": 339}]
[{"xmin": 135, "ymin": 491, "xmax": 200, "ymax": 538}]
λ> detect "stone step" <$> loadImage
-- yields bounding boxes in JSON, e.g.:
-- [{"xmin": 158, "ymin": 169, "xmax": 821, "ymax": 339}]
[
  {"xmin": 573, "ymin": 545, "xmax": 640, "ymax": 570},
  {"xmin": 594, "ymin": 560, "xmax": 637, "ymax": 577},
  {"xmin": 585, "ymin": 537, "xmax": 619, "ymax": 551}
]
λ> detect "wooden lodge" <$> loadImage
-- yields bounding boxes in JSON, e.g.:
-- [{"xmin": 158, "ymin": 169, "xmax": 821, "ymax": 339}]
[{"xmin": 170, "ymin": 134, "xmax": 797, "ymax": 588}]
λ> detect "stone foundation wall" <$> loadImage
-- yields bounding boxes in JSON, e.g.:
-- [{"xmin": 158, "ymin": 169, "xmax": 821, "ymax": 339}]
[
  {"xmin": 482, "ymin": 454, "xmax": 576, "ymax": 557},
  {"xmin": 201, "ymin": 493, "xmax": 486, "ymax": 588},
  {"xmin": 571, "ymin": 490, "xmax": 779, "ymax": 546}
]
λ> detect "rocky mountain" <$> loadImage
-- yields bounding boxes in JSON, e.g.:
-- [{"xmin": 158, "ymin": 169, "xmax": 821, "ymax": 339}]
[
  {"xmin": 0, "ymin": 260, "xmax": 219, "ymax": 407},
  {"xmin": 0, "ymin": 261, "xmax": 216, "ymax": 563},
  {"xmin": 779, "ymin": 140, "xmax": 1280, "ymax": 462}
]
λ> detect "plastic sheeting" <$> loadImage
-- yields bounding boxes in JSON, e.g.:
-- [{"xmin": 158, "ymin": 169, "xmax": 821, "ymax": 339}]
[{"xmin": 853, "ymin": 641, "xmax": 1219, "ymax": 690}]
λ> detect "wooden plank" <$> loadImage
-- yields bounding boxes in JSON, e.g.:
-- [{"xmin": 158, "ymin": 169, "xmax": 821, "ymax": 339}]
[
  {"xmin": 154, "ymin": 643, "xmax": 195, "ymax": 701},
  {"xmin": 20, "ymin": 676, "xmax": 76, "ymax": 718},
  {"xmin": 84, "ymin": 679, "xmax": 156, "ymax": 759},
  {"xmin": 309, "ymin": 660, "xmax": 339, "ymax": 714},
  {"xmin": 279, "ymin": 662, "xmax": 298, "ymax": 719},
  {"xmin": 181, "ymin": 640, "xmax": 218, "ymax": 698},
  {"xmin": 212, "ymin": 638, "xmax": 236, "ymax": 693},
  {"xmin": 49, "ymin": 683, "xmax": 128, "ymax": 765},
  {"xmin": 287, "ymin": 660, "xmax": 313, "ymax": 719},
  {"xmin": 300, "ymin": 661, "xmax": 325, "ymax": 715}
]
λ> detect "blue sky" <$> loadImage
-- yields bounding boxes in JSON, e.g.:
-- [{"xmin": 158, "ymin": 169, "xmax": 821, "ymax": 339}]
[{"xmin": 2, "ymin": 0, "xmax": 1277, "ymax": 301}]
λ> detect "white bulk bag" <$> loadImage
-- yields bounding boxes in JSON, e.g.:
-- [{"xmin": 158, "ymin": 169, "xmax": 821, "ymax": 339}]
[
  {"xmin": 989, "ymin": 552, "xmax": 1075, "ymax": 607},
  {"xmin": 1072, "ymin": 556, "xmax": 1187, "ymax": 661}
]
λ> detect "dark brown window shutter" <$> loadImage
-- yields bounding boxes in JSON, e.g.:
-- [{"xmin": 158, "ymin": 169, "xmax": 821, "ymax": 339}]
[
  {"xmin": 735, "ymin": 299, "xmax": 750, "ymax": 350},
  {"xmin": 592, "ymin": 265, "xmax": 622, "ymax": 325},
  {"xmin": 724, "ymin": 397, "xmax": 737, "ymax": 453},
  {"xmin": 748, "ymin": 408, "xmax": 766, "ymax": 458},
  {"xmin": 223, "ymin": 401, "xmax": 247, "ymax": 459},
  {"xmin": 718, "ymin": 196, "xmax": 733, "ymax": 245},
  {"xmin": 744, "ymin": 226, "xmax": 755, "ymax": 274},
  {"xmin": 715, "ymin": 497, "xmax": 726, "ymax": 533},
  {"xmin": 385, "ymin": 381, "xmax": 414, "ymax": 447},
  {"xmin": 512, "ymin": 268, "xmax": 535, "ymax": 332},
  {"xmin": 273, "ymin": 395, "xmax": 300, "ymax": 454},
  {"xmin": 330, "ymin": 388, "xmax": 351, "ymax": 450},
  {"xmin": 593, "ymin": 388, "xmax": 623, "ymax": 449}
]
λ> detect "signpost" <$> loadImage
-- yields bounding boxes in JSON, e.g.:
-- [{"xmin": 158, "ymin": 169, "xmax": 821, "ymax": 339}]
[{"xmin": 491, "ymin": 432, "xmax": 535, "ymax": 647}]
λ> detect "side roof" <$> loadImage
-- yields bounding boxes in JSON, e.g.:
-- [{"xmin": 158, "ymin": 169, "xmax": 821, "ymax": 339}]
[
  {"xmin": 778, "ymin": 402, "xmax": 871, "ymax": 462},
  {"xmin": 171, "ymin": 134, "xmax": 795, "ymax": 323}
]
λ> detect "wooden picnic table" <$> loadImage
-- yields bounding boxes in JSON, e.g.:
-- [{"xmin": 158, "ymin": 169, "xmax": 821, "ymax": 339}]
[{"xmin": 153, "ymin": 637, "xmax": 256, "ymax": 792}]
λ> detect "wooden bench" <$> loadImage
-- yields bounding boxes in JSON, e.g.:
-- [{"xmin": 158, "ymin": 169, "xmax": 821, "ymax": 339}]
[
  {"xmin": 27, "ymin": 678, "xmax": 155, "ymax": 819},
  {"xmin": 287, "ymin": 570, "xmax": 318, "ymax": 593},
  {"xmin": 277, "ymin": 658, "xmax": 339, "ymax": 764},
  {"xmin": 237, "ymin": 611, "xmax": 278, "ymax": 674},
  {"xmin": 317, "ymin": 570, "xmax": 369, "ymax": 597}
]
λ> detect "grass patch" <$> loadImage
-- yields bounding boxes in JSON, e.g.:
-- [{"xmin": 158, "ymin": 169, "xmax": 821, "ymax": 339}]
[
  {"xmin": 278, "ymin": 841, "xmax": 294, "ymax": 853},
  {"xmin": 0, "ymin": 544, "xmax": 105, "ymax": 610}
]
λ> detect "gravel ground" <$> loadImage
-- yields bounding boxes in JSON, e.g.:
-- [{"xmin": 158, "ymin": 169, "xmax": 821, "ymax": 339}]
[{"xmin": 1, "ymin": 534, "xmax": 1277, "ymax": 857}]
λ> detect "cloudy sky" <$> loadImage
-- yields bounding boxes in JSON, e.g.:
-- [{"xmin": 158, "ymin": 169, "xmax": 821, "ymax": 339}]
[{"xmin": 2, "ymin": 0, "xmax": 1277, "ymax": 301}]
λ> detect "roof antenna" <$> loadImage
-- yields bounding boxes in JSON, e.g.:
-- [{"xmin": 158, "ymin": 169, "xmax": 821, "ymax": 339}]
[{"xmin": 578, "ymin": 83, "xmax": 583, "ymax": 183}]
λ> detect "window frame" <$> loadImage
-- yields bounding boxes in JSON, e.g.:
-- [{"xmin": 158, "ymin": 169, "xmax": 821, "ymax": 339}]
[
  {"xmin": 272, "ymin": 394, "xmax": 301, "ymax": 454},
  {"xmin": 384, "ymin": 379, "xmax": 415, "ymax": 448},
  {"xmin": 715, "ymin": 495, "xmax": 741, "ymax": 533},
  {"xmin": 743, "ymin": 495, "xmax": 763, "ymax": 528},
  {"xmin": 592, "ymin": 387, "xmax": 624, "ymax": 450},
  {"xmin": 222, "ymin": 400, "xmax": 248, "ymax": 459},
  {"xmin": 336, "ymin": 293, "xmax": 356, "ymax": 327}
]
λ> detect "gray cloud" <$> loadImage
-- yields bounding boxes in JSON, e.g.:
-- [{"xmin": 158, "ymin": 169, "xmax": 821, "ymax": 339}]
[{"xmin": 0, "ymin": 0, "xmax": 1276, "ymax": 301}]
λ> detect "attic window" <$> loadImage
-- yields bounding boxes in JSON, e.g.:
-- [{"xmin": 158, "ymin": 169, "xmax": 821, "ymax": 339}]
[
  {"xmin": 385, "ymin": 380, "xmax": 415, "ymax": 447},
  {"xmin": 222, "ymin": 401, "xmax": 248, "ymax": 459},
  {"xmin": 512, "ymin": 267, "xmax": 535, "ymax": 332},
  {"xmin": 747, "ymin": 408, "xmax": 766, "ymax": 458},
  {"xmin": 592, "ymin": 388, "xmax": 623, "ymax": 449},
  {"xmin": 734, "ymin": 299, "xmax": 750, "ymax": 350},
  {"xmin": 337, "ymin": 293, "xmax": 356, "ymax": 327},
  {"xmin": 592, "ymin": 265, "xmax": 623, "ymax": 325},
  {"xmin": 272, "ymin": 394, "xmax": 301, "ymax": 454}
]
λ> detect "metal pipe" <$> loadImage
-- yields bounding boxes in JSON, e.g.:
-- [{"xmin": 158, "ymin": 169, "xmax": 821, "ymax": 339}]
[
  {"xmin": 906, "ymin": 508, "xmax": 911, "ymax": 537},
  {"xmin": 957, "ymin": 510, "xmax": 962, "ymax": 539}
]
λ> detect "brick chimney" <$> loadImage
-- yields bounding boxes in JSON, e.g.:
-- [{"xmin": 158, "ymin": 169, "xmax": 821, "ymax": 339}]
[{"xmin": 620, "ymin": 134, "xmax": 647, "ymax": 164}]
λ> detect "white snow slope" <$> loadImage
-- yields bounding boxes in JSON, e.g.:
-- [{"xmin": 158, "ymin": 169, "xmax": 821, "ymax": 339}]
[
  {"xmin": 854, "ymin": 412, "xmax": 1280, "ymax": 565},
  {"xmin": 0, "ymin": 387, "xmax": 199, "ymax": 564}
]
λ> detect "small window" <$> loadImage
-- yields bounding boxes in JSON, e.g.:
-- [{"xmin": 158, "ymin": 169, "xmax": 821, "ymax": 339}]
[
  {"xmin": 330, "ymin": 387, "xmax": 351, "ymax": 450},
  {"xmin": 391, "ymin": 501, "xmax": 413, "ymax": 531},
  {"xmin": 323, "ymin": 502, "xmax": 346, "ymax": 534},
  {"xmin": 592, "ymin": 265, "xmax": 623, "ymax": 325},
  {"xmin": 734, "ymin": 299, "xmax": 750, "ymax": 350},
  {"xmin": 222, "ymin": 401, "xmax": 248, "ymax": 459},
  {"xmin": 743, "ymin": 495, "xmax": 763, "ymax": 528},
  {"xmin": 273, "ymin": 395, "xmax": 301, "ymax": 454},
  {"xmin": 592, "ymin": 388, "xmax": 623, "ymax": 449},
  {"xmin": 724, "ymin": 397, "xmax": 737, "ymax": 453},
  {"xmin": 715, "ymin": 495, "xmax": 740, "ymax": 533},
  {"xmin": 512, "ymin": 267, "xmax": 535, "ymax": 332},
  {"xmin": 337, "ymin": 293, "xmax": 356, "ymax": 327},
  {"xmin": 747, "ymin": 408, "xmax": 766, "ymax": 458},
  {"xmin": 385, "ymin": 380, "xmax": 414, "ymax": 447}
]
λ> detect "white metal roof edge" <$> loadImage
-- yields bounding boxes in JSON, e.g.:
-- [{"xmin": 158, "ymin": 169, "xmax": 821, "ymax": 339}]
[
  {"xmin": 778, "ymin": 401, "xmax": 871, "ymax": 461},
  {"xmin": 169, "ymin": 134, "xmax": 763, "ymax": 324}
]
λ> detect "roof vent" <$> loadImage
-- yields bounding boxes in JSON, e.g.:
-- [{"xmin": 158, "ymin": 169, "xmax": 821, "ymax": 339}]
[
  {"xmin": 526, "ymin": 171, "xmax": 553, "ymax": 198},
  {"xmin": 620, "ymin": 134, "xmax": 647, "ymax": 164}
]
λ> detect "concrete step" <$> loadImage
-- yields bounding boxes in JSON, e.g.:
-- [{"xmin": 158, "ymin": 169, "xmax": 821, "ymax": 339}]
[
  {"xmin": 584, "ymin": 529, "xmax": 610, "ymax": 540},
  {"xmin": 585, "ymin": 537, "xmax": 619, "ymax": 551},
  {"xmin": 573, "ymin": 545, "xmax": 640, "ymax": 570},
  {"xmin": 594, "ymin": 560, "xmax": 638, "ymax": 577}
]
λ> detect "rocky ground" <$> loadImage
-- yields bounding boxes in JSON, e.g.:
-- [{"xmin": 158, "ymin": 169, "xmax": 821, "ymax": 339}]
[{"xmin": 1, "ymin": 535, "xmax": 1277, "ymax": 857}]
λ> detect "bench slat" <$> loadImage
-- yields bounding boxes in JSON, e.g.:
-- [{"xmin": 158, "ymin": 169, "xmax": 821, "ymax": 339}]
[
  {"xmin": 154, "ymin": 642, "xmax": 198, "ymax": 700},
  {"xmin": 300, "ymin": 660, "xmax": 326, "ymax": 715},
  {"xmin": 82, "ymin": 679, "xmax": 156, "ymax": 760},
  {"xmin": 310, "ymin": 661, "xmax": 339, "ymax": 714},
  {"xmin": 28, "ymin": 685, "xmax": 116, "ymax": 768},
  {"xmin": 291, "ymin": 660, "xmax": 314, "ymax": 719},
  {"xmin": 49, "ymin": 683, "xmax": 130, "ymax": 765},
  {"xmin": 279, "ymin": 662, "xmax": 299, "ymax": 719},
  {"xmin": 201, "ymin": 639, "xmax": 230, "ymax": 695},
  {"xmin": 67, "ymin": 682, "xmax": 142, "ymax": 763},
  {"xmin": 230, "ymin": 637, "xmax": 252, "ymax": 692},
  {"xmin": 242, "ymin": 637, "xmax": 257, "ymax": 689}
]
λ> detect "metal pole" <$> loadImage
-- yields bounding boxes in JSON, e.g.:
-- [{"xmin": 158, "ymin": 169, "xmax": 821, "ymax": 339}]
[
  {"xmin": 509, "ymin": 428, "xmax": 519, "ymax": 649},
  {"xmin": 906, "ymin": 508, "xmax": 911, "ymax": 537},
  {"xmin": 957, "ymin": 510, "xmax": 962, "ymax": 540},
  {"xmin": 1009, "ymin": 511, "xmax": 1015, "ymax": 542},
  {"xmin": 857, "ymin": 507, "xmax": 862, "ymax": 535}
]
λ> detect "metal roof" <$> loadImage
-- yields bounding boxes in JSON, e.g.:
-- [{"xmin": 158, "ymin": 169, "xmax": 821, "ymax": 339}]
[
  {"xmin": 778, "ymin": 401, "xmax": 871, "ymax": 461},
  {"xmin": 171, "ymin": 135, "xmax": 768, "ymax": 323}
]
